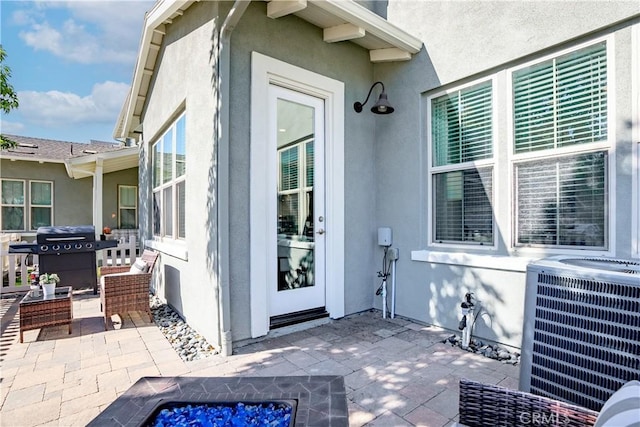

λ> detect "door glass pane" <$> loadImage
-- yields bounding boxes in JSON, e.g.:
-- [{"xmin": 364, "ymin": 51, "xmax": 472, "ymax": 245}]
[{"xmin": 276, "ymin": 98, "xmax": 315, "ymax": 291}]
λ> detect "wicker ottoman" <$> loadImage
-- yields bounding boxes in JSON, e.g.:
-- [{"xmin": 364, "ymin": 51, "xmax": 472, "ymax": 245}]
[{"xmin": 19, "ymin": 286, "xmax": 73, "ymax": 343}]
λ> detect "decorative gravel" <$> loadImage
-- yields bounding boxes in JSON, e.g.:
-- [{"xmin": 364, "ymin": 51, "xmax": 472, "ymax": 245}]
[
  {"xmin": 444, "ymin": 334, "xmax": 520, "ymax": 365},
  {"xmin": 150, "ymin": 294, "xmax": 218, "ymax": 361},
  {"xmin": 150, "ymin": 402, "xmax": 293, "ymax": 427}
]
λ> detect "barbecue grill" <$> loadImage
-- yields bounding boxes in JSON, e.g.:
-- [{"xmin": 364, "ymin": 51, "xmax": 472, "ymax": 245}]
[{"xmin": 9, "ymin": 225, "xmax": 117, "ymax": 294}]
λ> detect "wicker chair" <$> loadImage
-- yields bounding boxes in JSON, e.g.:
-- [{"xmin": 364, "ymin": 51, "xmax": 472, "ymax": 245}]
[
  {"xmin": 459, "ymin": 379, "xmax": 599, "ymax": 427},
  {"xmin": 99, "ymin": 249, "xmax": 158, "ymax": 330}
]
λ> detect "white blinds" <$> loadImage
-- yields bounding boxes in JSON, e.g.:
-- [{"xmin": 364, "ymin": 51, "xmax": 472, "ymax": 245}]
[
  {"xmin": 432, "ymin": 82, "xmax": 493, "ymax": 166},
  {"xmin": 434, "ymin": 167, "xmax": 493, "ymax": 244},
  {"xmin": 280, "ymin": 147, "xmax": 299, "ymax": 191},
  {"xmin": 515, "ymin": 151, "xmax": 606, "ymax": 247},
  {"xmin": 514, "ymin": 42, "xmax": 607, "ymax": 153}
]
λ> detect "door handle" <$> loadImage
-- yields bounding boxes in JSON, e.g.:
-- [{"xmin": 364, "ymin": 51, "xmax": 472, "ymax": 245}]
[{"xmin": 316, "ymin": 229, "xmax": 325, "ymax": 235}]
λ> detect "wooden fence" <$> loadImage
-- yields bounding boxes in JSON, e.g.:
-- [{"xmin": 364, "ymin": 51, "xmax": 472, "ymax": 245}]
[{"xmin": 1, "ymin": 236, "xmax": 139, "ymax": 294}]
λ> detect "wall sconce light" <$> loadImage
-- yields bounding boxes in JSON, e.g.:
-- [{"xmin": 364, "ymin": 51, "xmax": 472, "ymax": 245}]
[{"xmin": 353, "ymin": 81, "xmax": 394, "ymax": 115}]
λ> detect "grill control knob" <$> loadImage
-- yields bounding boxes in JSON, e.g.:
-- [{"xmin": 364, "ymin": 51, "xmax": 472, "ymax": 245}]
[
  {"xmin": 52, "ymin": 245, "xmax": 61, "ymax": 251},
  {"xmin": 64, "ymin": 244, "xmax": 71, "ymax": 250},
  {"xmin": 75, "ymin": 243, "xmax": 83, "ymax": 249},
  {"xmin": 86, "ymin": 243, "xmax": 93, "ymax": 249},
  {"xmin": 40, "ymin": 245, "xmax": 49, "ymax": 252}
]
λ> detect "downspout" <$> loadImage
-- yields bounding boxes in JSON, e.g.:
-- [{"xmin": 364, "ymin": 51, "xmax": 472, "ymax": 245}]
[{"xmin": 216, "ymin": 0, "xmax": 250, "ymax": 357}]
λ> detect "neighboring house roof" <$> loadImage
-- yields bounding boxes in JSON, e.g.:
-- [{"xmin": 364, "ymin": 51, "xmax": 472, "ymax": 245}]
[
  {"xmin": 1, "ymin": 134, "xmax": 121, "ymax": 163},
  {"xmin": 114, "ymin": 0, "xmax": 423, "ymax": 139},
  {"xmin": 0, "ymin": 134, "xmax": 139, "ymax": 179}
]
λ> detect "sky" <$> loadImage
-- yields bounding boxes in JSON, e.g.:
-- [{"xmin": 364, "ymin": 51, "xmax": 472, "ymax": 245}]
[{"xmin": 1, "ymin": 0, "xmax": 155, "ymax": 144}]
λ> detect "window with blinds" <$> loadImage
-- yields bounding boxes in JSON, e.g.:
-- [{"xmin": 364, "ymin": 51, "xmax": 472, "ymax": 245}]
[
  {"xmin": 515, "ymin": 152, "xmax": 606, "ymax": 248},
  {"xmin": 152, "ymin": 113, "xmax": 186, "ymax": 240},
  {"xmin": 513, "ymin": 41, "xmax": 607, "ymax": 153},
  {"xmin": 512, "ymin": 41, "xmax": 609, "ymax": 249},
  {"xmin": 430, "ymin": 80, "xmax": 494, "ymax": 245},
  {"xmin": 1, "ymin": 180, "xmax": 25, "ymax": 231},
  {"xmin": 30, "ymin": 181, "xmax": 52, "ymax": 229},
  {"xmin": 278, "ymin": 138, "xmax": 313, "ymax": 238},
  {"xmin": 118, "ymin": 185, "xmax": 137, "ymax": 229},
  {"xmin": 432, "ymin": 82, "xmax": 493, "ymax": 166},
  {"xmin": 434, "ymin": 167, "xmax": 493, "ymax": 244}
]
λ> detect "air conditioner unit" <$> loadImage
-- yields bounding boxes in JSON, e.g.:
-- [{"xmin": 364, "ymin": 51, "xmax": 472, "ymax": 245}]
[{"xmin": 520, "ymin": 255, "xmax": 640, "ymax": 411}]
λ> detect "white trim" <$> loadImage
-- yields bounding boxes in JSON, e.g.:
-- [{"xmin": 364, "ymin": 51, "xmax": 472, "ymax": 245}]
[
  {"xmin": 28, "ymin": 180, "xmax": 54, "ymax": 230},
  {"xmin": 250, "ymin": 52, "xmax": 345, "ymax": 338},
  {"xmin": 410, "ymin": 250, "xmax": 535, "ymax": 273},
  {"xmin": 318, "ymin": 0, "xmax": 422, "ymax": 53},
  {"xmin": 146, "ymin": 239, "xmax": 188, "ymax": 260},
  {"xmin": 507, "ymin": 35, "xmax": 615, "ymax": 256},
  {"xmin": 633, "ymin": 23, "xmax": 640, "ymax": 258},
  {"xmin": 425, "ymin": 76, "xmax": 498, "ymax": 251}
]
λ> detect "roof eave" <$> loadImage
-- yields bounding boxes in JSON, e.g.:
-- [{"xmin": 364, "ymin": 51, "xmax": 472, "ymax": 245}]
[
  {"xmin": 316, "ymin": 0, "xmax": 422, "ymax": 55},
  {"xmin": 115, "ymin": 0, "xmax": 423, "ymax": 139}
]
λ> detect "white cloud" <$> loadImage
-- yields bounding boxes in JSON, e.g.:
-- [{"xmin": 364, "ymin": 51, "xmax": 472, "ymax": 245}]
[
  {"xmin": 17, "ymin": 1, "xmax": 153, "ymax": 65},
  {"xmin": 0, "ymin": 120, "xmax": 26, "ymax": 134},
  {"xmin": 17, "ymin": 81, "xmax": 130, "ymax": 127}
]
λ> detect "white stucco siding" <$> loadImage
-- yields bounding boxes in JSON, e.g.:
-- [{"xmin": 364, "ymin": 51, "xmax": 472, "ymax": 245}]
[
  {"xmin": 140, "ymin": 1, "xmax": 222, "ymax": 348},
  {"xmin": 371, "ymin": 2, "xmax": 639, "ymax": 349},
  {"xmin": 227, "ymin": 2, "xmax": 377, "ymax": 340},
  {"xmin": 387, "ymin": 0, "xmax": 640, "ymax": 86}
]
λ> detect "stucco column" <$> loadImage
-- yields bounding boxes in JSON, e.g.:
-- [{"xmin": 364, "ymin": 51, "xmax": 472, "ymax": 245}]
[{"xmin": 94, "ymin": 158, "xmax": 104, "ymax": 235}]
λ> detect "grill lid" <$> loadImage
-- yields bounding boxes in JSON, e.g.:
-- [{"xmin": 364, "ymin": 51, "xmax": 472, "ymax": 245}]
[{"xmin": 37, "ymin": 225, "xmax": 96, "ymax": 244}]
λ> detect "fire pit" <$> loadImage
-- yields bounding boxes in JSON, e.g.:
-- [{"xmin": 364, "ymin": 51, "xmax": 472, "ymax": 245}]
[{"xmin": 87, "ymin": 376, "xmax": 348, "ymax": 426}]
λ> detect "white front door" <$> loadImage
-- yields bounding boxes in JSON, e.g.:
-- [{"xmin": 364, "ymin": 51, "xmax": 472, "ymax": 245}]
[
  {"xmin": 269, "ymin": 85, "xmax": 326, "ymax": 317},
  {"xmin": 250, "ymin": 52, "xmax": 345, "ymax": 338}
]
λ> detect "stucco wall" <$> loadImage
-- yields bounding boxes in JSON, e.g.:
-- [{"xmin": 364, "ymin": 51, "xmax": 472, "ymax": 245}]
[
  {"xmin": 228, "ymin": 2, "xmax": 377, "ymax": 341},
  {"xmin": 139, "ymin": 0, "xmax": 223, "ymax": 347},
  {"xmin": 0, "ymin": 159, "xmax": 94, "ymax": 228},
  {"xmin": 139, "ymin": 1, "xmax": 381, "ymax": 345},
  {"xmin": 370, "ymin": 1, "xmax": 640, "ymax": 348}
]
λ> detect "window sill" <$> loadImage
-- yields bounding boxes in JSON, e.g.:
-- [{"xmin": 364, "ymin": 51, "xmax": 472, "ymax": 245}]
[
  {"xmin": 146, "ymin": 239, "xmax": 188, "ymax": 261},
  {"xmin": 411, "ymin": 250, "xmax": 535, "ymax": 273}
]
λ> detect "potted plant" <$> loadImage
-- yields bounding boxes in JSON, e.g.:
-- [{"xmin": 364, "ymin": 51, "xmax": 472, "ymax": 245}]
[
  {"xmin": 101, "ymin": 226, "xmax": 112, "ymax": 241},
  {"xmin": 29, "ymin": 271, "xmax": 40, "ymax": 297},
  {"xmin": 39, "ymin": 273, "xmax": 60, "ymax": 298}
]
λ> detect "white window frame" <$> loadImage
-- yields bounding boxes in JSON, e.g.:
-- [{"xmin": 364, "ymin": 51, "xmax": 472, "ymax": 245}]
[
  {"xmin": 29, "ymin": 180, "xmax": 53, "ymax": 230},
  {"xmin": 508, "ymin": 36, "xmax": 615, "ymax": 257},
  {"xmin": 633, "ymin": 23, "xmax": 640, "ymax": 259},
  {"xmin": 118, "ymin": 185, "xmax": 138, "ymax": 229},
  {"xmin": 0, "ymin": 179, "xmax": 26, "ymax": 231},
  {"xmin": 277, "ymin": 138, "xmax": 314, "ymax": 238},
  {"xmin": 151, "ymin": 112, "xmax": 186, "ymax": 242},
  {"xmin": 426, "ymin": 76, "xmax": 498, "ymax": 250}
]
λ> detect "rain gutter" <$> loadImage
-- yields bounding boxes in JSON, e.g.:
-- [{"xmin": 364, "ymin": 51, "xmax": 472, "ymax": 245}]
[{"xmin": 216, "ymin": 0, "xmax": 250, "ymax": 357}]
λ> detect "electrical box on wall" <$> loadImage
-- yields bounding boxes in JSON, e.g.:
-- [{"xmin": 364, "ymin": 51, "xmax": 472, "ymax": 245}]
[{"xmin": 378, "ymin": 227, "xmax": 392, "ymax": 247}]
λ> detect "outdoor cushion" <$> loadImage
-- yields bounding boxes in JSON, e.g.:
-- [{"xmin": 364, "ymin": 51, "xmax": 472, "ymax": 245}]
[
  {"xmin": 129, "ymin": 258, "xmax": 149, "ymax": 274},
  {"xmin": 594, "ymin": 380, "xmax": 640, "ymax": 427}
]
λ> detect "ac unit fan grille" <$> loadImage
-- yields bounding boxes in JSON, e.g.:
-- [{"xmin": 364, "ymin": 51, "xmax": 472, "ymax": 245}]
[{"xmin": 529, "ymin": 272, "xmax": 640, "ymax": 411}]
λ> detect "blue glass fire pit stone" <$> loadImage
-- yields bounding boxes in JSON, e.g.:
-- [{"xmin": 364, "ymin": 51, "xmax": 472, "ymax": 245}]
[{"xmin": 87, "ymin": 376, "xmax": 348, "ymax": 426}]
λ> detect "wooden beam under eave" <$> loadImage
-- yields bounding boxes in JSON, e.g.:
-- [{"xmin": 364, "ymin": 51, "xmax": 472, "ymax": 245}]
[
  {"xmin": 267, "ymin": 0, "xmax": 307, "ymax": 19},
  {"xmin": 153, "ymin": 25, "xmax": 166, "ymax": 36},
  {"xmin": 323, "ymin": 23, "xmax": 365, "ymax": 43},
  {"xmin": 370, "ymin": 48, "xmax": 412, "ymax": 63}
]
